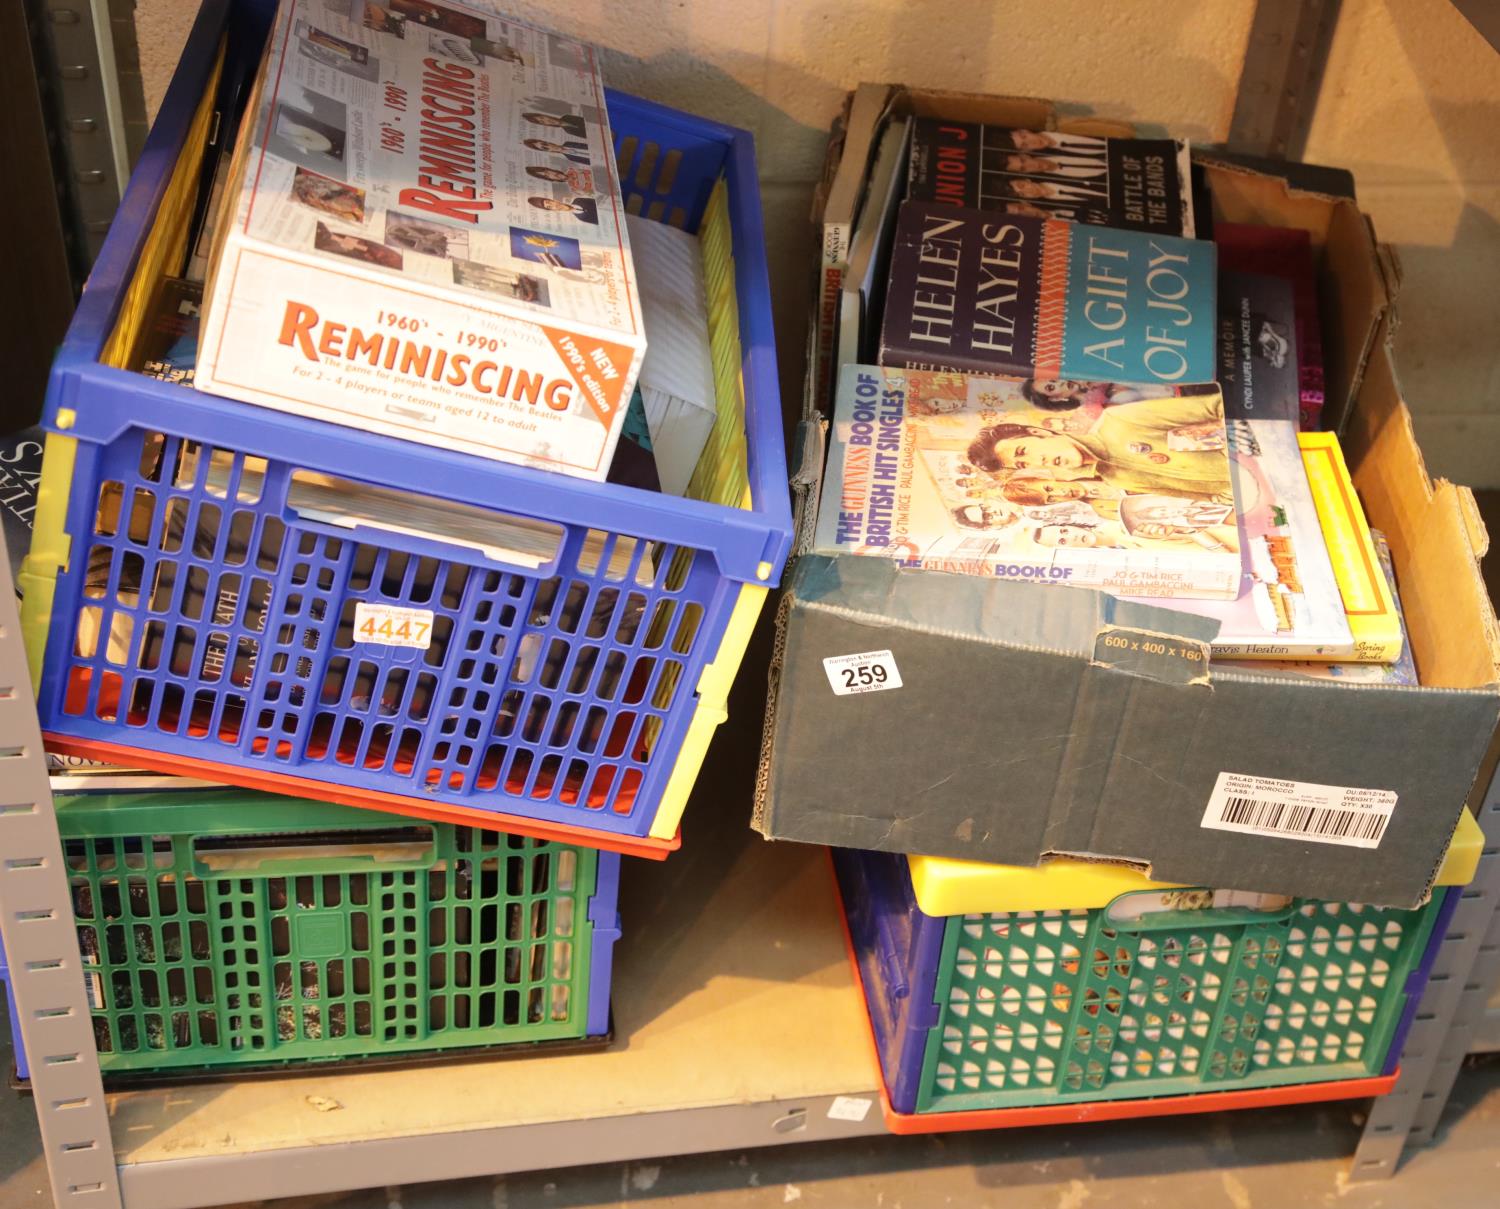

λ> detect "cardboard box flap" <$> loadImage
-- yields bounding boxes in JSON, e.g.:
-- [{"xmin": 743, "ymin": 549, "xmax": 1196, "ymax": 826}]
[
  {"xmin": 1343, "ymin": 320, "xmax": 1500, "ymax": 691},
  {"xmin": 1055, "ymin": 116, "xmax": 1138, "ymax": 139},
  {"xmin": 1196, "ymin": 156, "xmax": 1388, "ymax": 435},
  {"xmin": 791, "ymin": 554, "xmax": 1220, "ymax": 655},
  {"xmin": 896, "ymin": 90, "xmax": 1054, "ymax": 128},
  {"xmin": 789, "ymin": 415, "xmax": 828, "ymax": 556}
]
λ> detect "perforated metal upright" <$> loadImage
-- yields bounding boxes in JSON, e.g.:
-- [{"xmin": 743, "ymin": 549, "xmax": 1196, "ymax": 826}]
[
  {"xmin": 0, "ymin": 536, "xmax": 123, "ymax": 1206},
  {"xmin": 1353, "ymin": 764, "xmax": 1500, "ymax": 1178}
]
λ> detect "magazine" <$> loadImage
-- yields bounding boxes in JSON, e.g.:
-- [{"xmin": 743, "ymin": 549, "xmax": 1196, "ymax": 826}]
[
  {"xmin": 1122, "ymin": 271, "xmax": 1351, "ymax": 657},
  {"xmin": 907, "ymin": 118, "xmax": 1194, "ymax": 236},
  {"xmin": 196, "ymin": 0, "xmax": 644, "ymax": 480},
  {"xmin": 879, "ymin": 202, "xmax": 1217, "ymax": 386},
  {"xmin": 813, "ymin": 363, "xmax": 1242, "ymax": 600}
]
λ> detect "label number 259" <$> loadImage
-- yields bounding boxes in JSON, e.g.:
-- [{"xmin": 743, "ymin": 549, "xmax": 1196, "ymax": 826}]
[{"xmin": 841, "ymin": 663, "xmax": 887, "ymax": 689}]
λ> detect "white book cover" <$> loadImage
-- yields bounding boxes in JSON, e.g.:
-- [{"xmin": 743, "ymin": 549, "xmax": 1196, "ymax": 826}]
[
  {"xmin": 196, "ymin": 0, "xmax": 645, "ymax": 480},
  {"xmin": 626, "ymin": 213, "xmax": 715, "ymax": 496}
]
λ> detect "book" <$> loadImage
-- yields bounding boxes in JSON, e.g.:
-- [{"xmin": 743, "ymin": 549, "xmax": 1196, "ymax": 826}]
[
  {"xmin": 605, "ymin": 387, "xmax": 662, "ymax": 492},
  {"xmin": 1122, "ymin": 271, "xmax": 1351, "ymax": 657},
  {"xmin": 0, "ymin": 427, "xmax": 44, "ymax": 597},
  {"xmin": 879, "ymin": 202, "xmax": 1217, "ymax": 386},
  {"xmin": 1216, "ymin": 224, "xmax": 1326, "ymax": 430},
  {"xmin": 195, "ymin": 0, "xmax": 644, "ymax": 481},
  {"xmin": 813, "ymin": 84, "xmax": 893, "ymax": 411},
  {"xmin": 907, "ymin": 118, "xmax": 1195, "ymax": 236},
  {"xmin": 1299, "ymin": 431, "xmax": 1404, "ymax": 662},
  {"xmin": 128, "ymin": 277, "xmax": 203, "ymax": 386},
  {"xmin": 626, "ymin": 213, "xmax": 716, "ymax": 496},
  {"xmin": 837, "ymin": 116, "xmax": 910, "ymax": 372},
  {"xmin": 1224, "ymin": 531, "xmax": 1418, "ymax": 685},
  {"xmin": 813, "ymin": 363, "xmax": 1242, "ymax": 600},
  {"xmin": 45, "ymin": 753, "xmax": 221, "ymax": 794}
]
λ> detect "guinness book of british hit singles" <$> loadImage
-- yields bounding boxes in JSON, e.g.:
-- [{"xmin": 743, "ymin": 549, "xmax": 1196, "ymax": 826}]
[
  {"xmin": 196, "ymin": 0, "xmax": 644, "ymax": 480},
  {"xmin": 878, "ymin": 202, "xmax": 1216, "ymax": 388}
]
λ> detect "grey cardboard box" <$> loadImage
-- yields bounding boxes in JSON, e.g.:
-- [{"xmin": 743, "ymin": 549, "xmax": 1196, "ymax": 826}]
[{"xmin": 757, "ymin": 86, "xmax": 1500, "ymax": 908}]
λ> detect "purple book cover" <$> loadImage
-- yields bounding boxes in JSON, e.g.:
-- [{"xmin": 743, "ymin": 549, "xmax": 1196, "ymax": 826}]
[{"xmin": 1216, "ymin": 223, "xmax": 1326, "ymax": 430}]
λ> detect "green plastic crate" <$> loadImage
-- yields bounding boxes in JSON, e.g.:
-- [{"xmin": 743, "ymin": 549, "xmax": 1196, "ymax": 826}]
[
  {"xmin": 835, "ymin": 847, "xmax": 1457, "ymax": 1115},
  {"xmin": 53, "ymin": 790, "xmax": 619, "ymax": 1077},
  {"xmin": 922, "ymin": 899, "xmax": 1441, "ymax": 1110}
]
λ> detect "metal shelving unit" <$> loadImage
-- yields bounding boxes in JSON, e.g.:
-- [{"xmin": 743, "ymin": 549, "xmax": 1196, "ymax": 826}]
[{"xmin": 4, "ymin": 579, "xmax": 1500, "ymax": 1207}]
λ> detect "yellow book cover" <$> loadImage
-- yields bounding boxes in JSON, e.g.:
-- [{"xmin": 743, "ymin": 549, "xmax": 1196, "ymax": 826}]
[{"xmin": 1299, "ymin": 432, "xmax": 1403, "ymax": 662}]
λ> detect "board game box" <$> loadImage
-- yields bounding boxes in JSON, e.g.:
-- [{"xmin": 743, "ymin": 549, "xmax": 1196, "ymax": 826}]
[{"xmin": 195, "ymin": 0, "xmax": 644, "ymax": 480}]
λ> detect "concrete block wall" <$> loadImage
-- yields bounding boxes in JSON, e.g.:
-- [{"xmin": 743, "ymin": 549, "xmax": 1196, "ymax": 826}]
[{"xmin": 134, "ymin": 0, "xmax": 1498, "ymax": 485}]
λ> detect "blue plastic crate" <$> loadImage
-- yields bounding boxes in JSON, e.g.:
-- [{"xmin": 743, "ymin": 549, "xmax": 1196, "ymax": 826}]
[{"xmin": 23, "ymin": 0, "xmax": 791, "ymax": 857}]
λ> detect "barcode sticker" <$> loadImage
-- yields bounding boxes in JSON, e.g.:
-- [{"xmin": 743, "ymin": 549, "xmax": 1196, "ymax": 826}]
[
  {"xmin": 1201, "ymin": 772, "xmax": 1396, "ymax": 849},
  {"xmin": 823, "ymin": 650, "xmax": 902, "ymax": 696},
  {"xmin": 353, "ymin": 603, "xmax": 434, "ymax": 649}
]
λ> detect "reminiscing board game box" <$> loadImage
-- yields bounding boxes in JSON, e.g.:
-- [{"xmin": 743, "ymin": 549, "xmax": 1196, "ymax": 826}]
[{"xmin": 196, "ymin": 0, "xmax": 644, "ymax": 480}]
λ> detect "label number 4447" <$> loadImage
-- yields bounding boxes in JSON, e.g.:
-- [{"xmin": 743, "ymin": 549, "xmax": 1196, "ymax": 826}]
[{"xmin": 353, "ymin": 603, "xmax": 434, "ymax": 649}]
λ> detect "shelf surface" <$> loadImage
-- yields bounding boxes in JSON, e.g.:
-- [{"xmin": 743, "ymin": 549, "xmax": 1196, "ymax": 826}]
[{"xmin": 106, "ymin": 811, "xmax": 879, "ymax": 1175}]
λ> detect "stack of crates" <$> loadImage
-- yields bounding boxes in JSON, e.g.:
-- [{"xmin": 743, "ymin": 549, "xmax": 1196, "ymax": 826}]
[
  {"xmin": 8, "ymin": 0, "xmax": 788, "ymax": 1081},
  {"xmin": 21, "ymin": 0, "xmax": 790, "ymax": 861},
  {"xmin": 833, "ymin": 811, "xmax": 1482, "ymax": 1130}
]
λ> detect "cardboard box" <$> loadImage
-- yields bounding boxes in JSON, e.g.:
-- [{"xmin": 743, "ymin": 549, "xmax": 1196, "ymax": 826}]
[{"xmin": 758, "ymin": 85, "xmax": 1500, "ymax": 908}]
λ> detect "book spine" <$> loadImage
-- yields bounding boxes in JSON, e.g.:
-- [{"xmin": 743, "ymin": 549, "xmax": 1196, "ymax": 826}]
[
  {"xmin": 1211, "ymin": 634, "xmax": 1359, "ymax": 660},
  {"xmin": 814, "ymin": 221, "xmax": 851, "ymax": 409}
]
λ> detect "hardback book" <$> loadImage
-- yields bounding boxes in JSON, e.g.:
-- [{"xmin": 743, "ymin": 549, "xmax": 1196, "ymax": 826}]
[
  {"xmin": 1225, "ymin": 531, "xmax": 1418, "ymax": 685},
  {"xmin": 1215, "ymin": 224, "xmax": 1325, "ymax": 430},
  {"xmin": 813, "ymin": 84, "xmax": 894, "ymax": 412},
  {"xmin": 907, "ymin": 117, "xmax": 1195, "ymax": 236},
  {"xmin": 128, "ymin": 276, "xmax": 203, "ymax": 386},
  {"xmin": 837, "ymin": 116, "xmax": 910, "ymax": 372},
  {"xmin": 606, "ymin": 387, "xmax": 663, "ymax": 493},
  {"xmin": 196, "ymin": 0, "xmax": 644, "ymax": 481},
  {"xmin": 813, "ymin": 363, "xmax": 1242, "ymax": 600},
  {"xmin": 626, "ymin": 213, "xmax": 716, "ymax": 496},
  {"xmin": 45, "ymin": 753, "xmax": 219, "ymax": 793},
  {"xmin": 879, "ymin": 202, "xmax": 1217, "ymax": 386},
  {"xmin": 1299, "ymin": 431, "xmax": 1404, "ymax": 662},
  {"xmin": 0, "ymin": 426, "xmax": 43, "ymax": 598},
  {"xmin": 1123, "ymin": 271, "xmax": 1352, "ymax": 657}
]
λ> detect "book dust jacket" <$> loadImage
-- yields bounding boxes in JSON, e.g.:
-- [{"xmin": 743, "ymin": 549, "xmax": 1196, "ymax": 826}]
[
  {"xmin": 879, "ymin": 203, "xmax": 1216, "ymax": 387},
  {"xmin": 814, "ymin": 363, "xmax": 1242, "ymax": 600}
]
